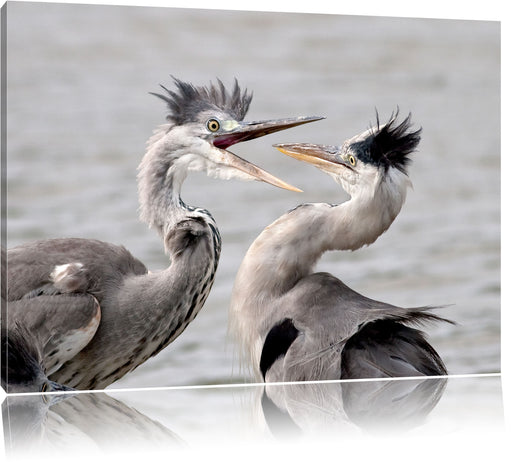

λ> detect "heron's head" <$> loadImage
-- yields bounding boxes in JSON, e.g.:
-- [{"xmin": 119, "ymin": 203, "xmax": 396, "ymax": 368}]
[
  {"xmin": 274, "ymin": 111, "xmax": 421, "ymax": 198},
  {"xmin": 149, "ymin": 77, "xmax": 323, "ymax": 192}
]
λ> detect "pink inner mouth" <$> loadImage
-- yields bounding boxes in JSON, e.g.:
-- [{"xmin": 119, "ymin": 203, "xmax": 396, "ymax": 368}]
[{"xmin": 213, "ymin": 135, "xmax": 238, "ymax": 150}]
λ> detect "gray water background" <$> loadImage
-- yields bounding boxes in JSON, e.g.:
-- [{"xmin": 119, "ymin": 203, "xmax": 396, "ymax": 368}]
[{"xmin": 5, "ymin": 2, "xmax": 500, "ymax": 389}]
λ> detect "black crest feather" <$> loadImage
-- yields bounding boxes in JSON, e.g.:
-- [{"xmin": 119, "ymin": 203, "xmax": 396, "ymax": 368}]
[
  {"xmin": 150, "ymin": 77, "xmax": 253, "ymax": 125},
  {"xmin": 351, "ymin": 109, "xmax": 421, "ymax": 174}
]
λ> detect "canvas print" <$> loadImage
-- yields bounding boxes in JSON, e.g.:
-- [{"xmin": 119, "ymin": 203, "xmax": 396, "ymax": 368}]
[{"xmin": 1, "ymin": 2, "xmax": 500, "ymax": 399}]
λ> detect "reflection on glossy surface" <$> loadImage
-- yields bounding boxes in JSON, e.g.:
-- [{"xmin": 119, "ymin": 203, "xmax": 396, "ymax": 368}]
[
  {"xmin": 342, "ymin": 377, "xmax": 448, "ymax": 431},
  {"xmin": 2, "ymin": 375, "xmax": 504, "ymax": 458},
  {"xmin": 2, "ymin": 391, "xmax": 182, "ymax": 456},
  {"xmin": 262, "ymin": 377, "xmax": 447, "ymax": 436}
]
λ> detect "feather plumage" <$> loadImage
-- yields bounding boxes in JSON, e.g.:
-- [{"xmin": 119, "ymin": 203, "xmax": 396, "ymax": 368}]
[
  {"xmin": 150, "ymin": 77, "xmax": 253, "ymax": 125},
  {"xmin": 350, "ymin": 110, "xmax": 421, "ymax": 173}
]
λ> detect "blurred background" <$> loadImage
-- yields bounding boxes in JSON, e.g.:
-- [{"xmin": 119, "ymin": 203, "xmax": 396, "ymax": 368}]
[{"xmin": 5, "ymin": 2, "xmax": 500, "ymax": 389}]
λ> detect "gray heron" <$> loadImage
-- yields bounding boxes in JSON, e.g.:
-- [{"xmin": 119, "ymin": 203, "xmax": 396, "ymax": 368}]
[
  {"xmin": 230, "ymin": 111, "xmax": 451, "ymax": 383},
  {"xmin": 5, "ymin": 77, "xmax": 322, "ymax": 390}
]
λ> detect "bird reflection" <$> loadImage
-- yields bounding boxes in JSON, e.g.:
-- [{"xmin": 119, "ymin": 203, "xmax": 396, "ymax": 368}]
[
  {"xmin": 2, "ymin": 391, "xmax": 182, "ymax": 456},
  {"xmin": 260, "ymin": 376, "xmax": 447, "ymax": 437},
  {"xmin": 2, "ymin": 305, "xmax": 182, "ymax": 455},
  {"xmin": 341, "ymin": 377, "xmax": 447, "ymax": 432}
]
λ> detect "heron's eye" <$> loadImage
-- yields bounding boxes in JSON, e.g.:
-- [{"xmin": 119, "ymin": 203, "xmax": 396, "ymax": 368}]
[
  {"xmin": 207, "ymin": 118, "xmax": 221, "ymax": 132},
  {"xmin": 348, "ymin": 155, "xmax": 356, "ymax": 167}
]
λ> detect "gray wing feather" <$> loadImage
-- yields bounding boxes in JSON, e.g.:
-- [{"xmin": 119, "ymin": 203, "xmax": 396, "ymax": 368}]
[
  {"xmin": 269, "ymin": 272, "xmax": 449, "ymax": 381},
  {"xmin": 7, "ymin": 238, "xmax": 147, "ymax": 301},
  {"xmin": 6, "ymin": 238, "xmax": 148, "ymax": 374},
  {"xmin": 6, "ymin": 295, "xmax": 101, "ymax": 375},
  {"xmin": 340, "ymin": 320, "xmax": 447, "ymax": 378}
]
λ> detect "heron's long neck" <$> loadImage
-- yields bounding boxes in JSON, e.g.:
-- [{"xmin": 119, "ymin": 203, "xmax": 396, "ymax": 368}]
[
  {"xmin": 234, "ymin": 172, "xmax": 409, "ymax": 302},
  {"xmin": 137, "ymin": 129, "xmax": 191, "ymax": 244}
]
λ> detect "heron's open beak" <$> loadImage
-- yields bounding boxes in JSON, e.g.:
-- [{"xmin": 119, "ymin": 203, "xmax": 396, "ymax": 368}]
[
  {"xmin": 273, "ymin": 143, "xmax": 349, "ymax": 174},
  {"xmin": 212, "ymin": 149, "xmax": 303, "ymax": 192},
  {"xmin": 212, "ymin": 116, "xmax": 324, "ymax": 192}
]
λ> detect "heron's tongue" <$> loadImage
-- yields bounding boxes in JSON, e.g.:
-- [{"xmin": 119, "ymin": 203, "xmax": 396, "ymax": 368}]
[{"xmin": 213, "ymin": 135, "xmax": 242, "ymax": 150}]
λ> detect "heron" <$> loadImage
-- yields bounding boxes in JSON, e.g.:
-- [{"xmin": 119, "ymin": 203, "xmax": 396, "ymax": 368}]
[
  {"xmin": 5, "ymin": 77, "xmax": 322, "ymax": 390},
  {"xmin": 230, "ymin": 111, "xmax": 452, "ymax": 383}
]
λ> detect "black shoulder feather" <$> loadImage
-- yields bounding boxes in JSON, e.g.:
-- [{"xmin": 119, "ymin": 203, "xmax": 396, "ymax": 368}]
[{"xmin": 260, "ymin": 318, "xmax": 299, "ymax": 380}]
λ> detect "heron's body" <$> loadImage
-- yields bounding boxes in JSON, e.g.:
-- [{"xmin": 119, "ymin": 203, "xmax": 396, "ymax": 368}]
[
  {"xmin": 7, "ymin": 228, "xmax": 218, "ymax": 389},
  {"xmin": 5, "ymin": 77, "xmax": 320, "ymax": 390},
  {"xmin": 230, "ymin": 112, "xmax": 449, "ymax": 382}
]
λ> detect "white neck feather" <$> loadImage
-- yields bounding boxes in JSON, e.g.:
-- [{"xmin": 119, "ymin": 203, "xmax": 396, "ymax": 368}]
[{"xmin": 137, "ymin": 126, "xmax": 190, "ymax": 238}]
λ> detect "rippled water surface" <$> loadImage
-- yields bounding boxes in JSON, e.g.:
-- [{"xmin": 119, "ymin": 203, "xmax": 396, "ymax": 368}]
[{"xmin": 5, "ymin": 3, "xmax": 500, "ymax": 389}]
